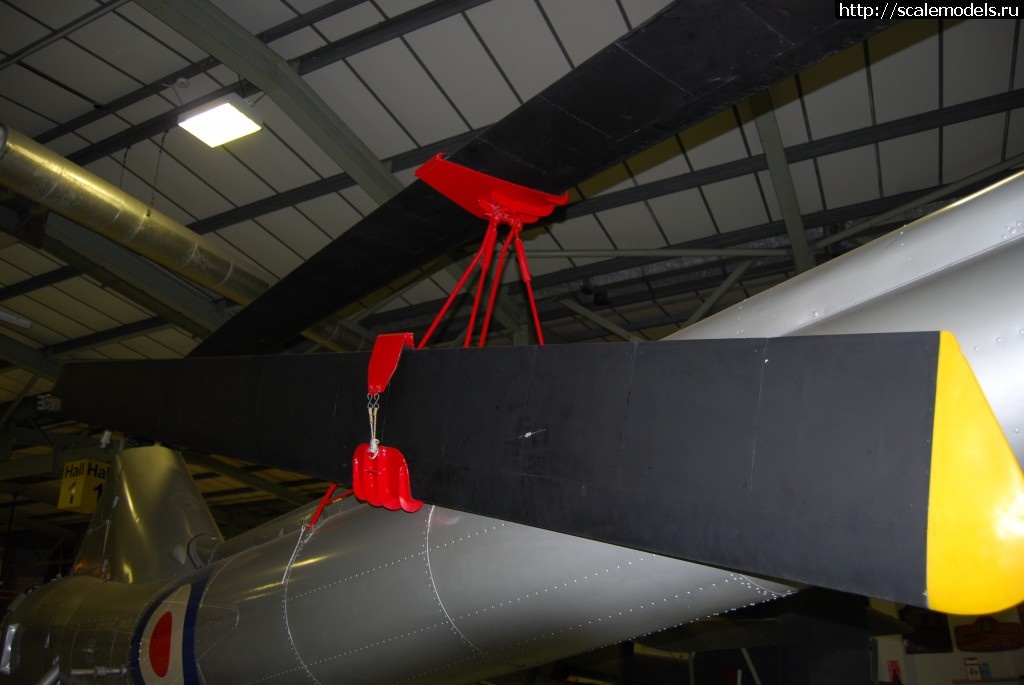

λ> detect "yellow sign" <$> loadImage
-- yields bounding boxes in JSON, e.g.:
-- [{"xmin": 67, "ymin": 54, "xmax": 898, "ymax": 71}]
[{"xmin": 57, "ymin": 459, "xmax": 107, "ymax": 514}]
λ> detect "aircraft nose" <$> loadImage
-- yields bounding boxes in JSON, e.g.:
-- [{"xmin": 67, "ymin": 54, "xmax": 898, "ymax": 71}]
[{"xmin": 926, "ymin": 331, "xmax": 1024, "ymax": 615}]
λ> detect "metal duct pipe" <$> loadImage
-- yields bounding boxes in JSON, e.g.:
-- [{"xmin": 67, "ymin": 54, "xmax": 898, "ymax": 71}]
[
  {"xmin": 0, "ymin": 125, "xmax": 268, "ymax": 306},
  {"xmin": 0, "ymin": 125, "xmax": 351, "ymax": 351}
]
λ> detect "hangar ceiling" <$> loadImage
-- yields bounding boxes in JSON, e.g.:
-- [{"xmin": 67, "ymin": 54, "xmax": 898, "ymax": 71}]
[{"xmin": 0, "ymin": 0, "xmax": 1020, "ymax": 611}]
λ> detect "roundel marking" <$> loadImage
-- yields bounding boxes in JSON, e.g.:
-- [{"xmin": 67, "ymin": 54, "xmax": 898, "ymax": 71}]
[
  {"xmin": 149, "ymin": 611, "xmax": 173, "ymax": 677},
  {"xmin": 138, "ymin": 583, "xmax": 191, "ymax": 684}
]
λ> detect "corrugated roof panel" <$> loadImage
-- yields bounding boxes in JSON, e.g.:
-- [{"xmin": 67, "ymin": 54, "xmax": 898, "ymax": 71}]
[
  {"xmin": 146, "ymin": 327, "xmax": 199, "ymax": 357},
  {"xmin": 0, "ymin": 64, "xmax": 90, "ymax": 123},
  {"xmin": 757, "ymin": 171, "xmax": 781, "ymax": 222},
  {"xmin": 0, "ymin": 3, "xmax": 47, "ymax": 54},
  {"xmin": 204, "ymin": 63, "xmax": 242, "ymax": 88},
  {"xmin": 548, "ymin": 215, "xmax": 615, "ymax": 259},
  {"xmin": 82, "ymin": 155, "xmax": 197, "ymax": 227},
  {"xmin": 256, "ymin": 98, "xmax": 343, "ymax": 178},
  {"xmin": 1006, "ymin": 109, "xmax": 1024, "ymax": 156},
  {"xmin": 577, "ymin": 164, "xmax": 634, "ymax": 198},
  {"xmin": 165, "ymin": 131, "xmax": 274, "ymax": 208},
  {"xmin": 28, "ymin": 286, "xmax": 124, "ymax": 332},
  {"xmin": 7, "ymin": 0, "xmax": 86, "ymax": 28},
  {"xmin": 114, "ymin": 3, "xmax": 210, "ymax": 62},
  {"xmin": 788, "ymin": 160, "xmax": 825, "ymax": 214},
  {"xmin": 64, "ymin": 349, "xmax": 110, "ymax": 361},
  {"xmin": 45, "ymin": 132, "xmax": 89, "ymax": 157},
  {"xmin": 879, "ymin": 131, "xmax": 940, "ymax": 196},
  {"xmin": 0, "ymin": 245, "xmax": 62, "ymax": 278},
  {"xmin": 0, "ymin": 326, "xmax": 44, "ymax": 353},
  {"xmin": 314, "ymin": 3, "xmax": 383, "ymax": 42},
  {"xmin": 701, "ymin": 176, "xmax": 770, "ymax": 233},
  {"xmin": 817, "ymin": 145, "xmax": 880, "ymax": 208},
  {"xmin": 204, "ymin": 233, "xmax": 277, "ymax": 284},
  {"xmin": 216, "ymin": 221, "xmax": 302, "ymax": 279},
  {"xmin": 648, "ymin": 189, "xmax": 716, "ymax": 245},
  {"xmin": 598, "ymin": 203, "xmax": 666, "ymax": 249},
  {"xmin": 295, "ymin": 193, "xmax": 364, "ymax": 240},
  {"xmin": 942, "ymin": 114, "xmax": 1006, "ymax": 181},
  {"xmin": 734, "ymin": 102, "xmax": 763, "ymax": 157},
  {"xmin": 540, "ymin": 0, "xmax": 628, "ymax": 66},
  {"xmin": 0, "ymin": 98, "xmax": 53, "ymax": 138},
  {"xmin": 942, "ymin": 19, "xmax": 1015, "ymax": 107},
  {"xmin": 800, "ymin": 44, "xmax": 872, "ymax": 139},
  {"xmin": 92, "ymin": 342, "xmax": 147, "ymax": 360},
  {"xmin": 68, "ymin": 11, "xmax": 191, "ymax": 84},
  {"xmin": 22, "ymin": 40, "xmax": 139, "ymax": 104},
  {"xmin": 347, "ymin": 39, "xmax": 469, "ymax": 145},
  {"xmin": 123, "ymin": 138, "xmax": 240, "ymax": 218},
  {"xmin": 56, "ymin": 277, "xmax": 150, "ymax": 324},
  {"xmin": 680, "ymin": 109, "xmax": 749, "ymax": 171},
  {"xmin": 75, "ymin": 115, "xmax": 130, "ymax": 144},
  {"xmin": 398, "ymin": 278, "xmax": 445, "ymax": 305},
  {"xmin": 466, "ymin": 0, "xmax": 571, "ymax": 101},
  {"xmin": 227, "ymin": 128, "xmax": 321, "ymax": 193},
  {"xmin": 339, "ymin": 184, "xmax": 379, "ymax": 216},
  {"xmin": 268, "ymin": 26, "xmax": 326, "ymax": 60},
  {"xmin": 304, "ymin": 61, "xmax": 416, "ymax": 159},
  {"xmin": 163, "ymin": 72, "xmax": 233, "ymax": 114},
  {"xmin": 627, "ymin": 138, "xmax": 690, "ymax": 185},
  {"xmin": 256, "ymin": 207, "xmax": 330, "ymax": 260},
  {"xmin": 406, "ymin": 15, "xmax": 520, "ymax": 129},
  {"xmin": 868, "ymin": 20, "xmax": 938, "ymax": 123},
  {"xmin": 375, "ymin": 0, "xmax": 432, "ymax": 18},
  {"xmin": 767, "ymin": 78, "xmax": 811, "ymax": 147},
  {"xmin": 517, "ymin": 229, "xmax": 571, "ymax": 277},
  {"xmin": 619, "ymin": 0, "xmax": 674, "ymax": 28},
  {"xmin": 212, "ymin": 0, "xmax": 296, "ymax": 34},
  {"xmin": 117, "ymin": 93, "xmax": 175, "ymax": 126},
  {"xmin": 0, "ymin": 258, "xmax": 35, "ymax": 289},
  {"xmin": 1016, "ymin": 28, "xmax": 1024, "ymax": 89},
  {"xmin": 2, "ymin": 295, "xmax": 91, "ymax": 342},
  {"xmin": 119, "ymin": 334, "xmax": 182, "ymax": 360}
]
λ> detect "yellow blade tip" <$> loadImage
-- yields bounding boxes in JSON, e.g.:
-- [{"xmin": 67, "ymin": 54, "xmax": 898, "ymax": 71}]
[{"xmin": 927, "ymin": 332, "xmax": 1024, "ymax": 615}]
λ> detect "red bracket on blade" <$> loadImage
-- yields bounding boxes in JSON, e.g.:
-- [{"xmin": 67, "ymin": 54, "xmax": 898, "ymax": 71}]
[
  {"xmin": 415, "ymin": 154, "xmax": 568, "ymax": 348},
  {"xmin": 351, "ymin": 332, "xmax": 422, "ymax": 513},
  {"xmin": 416, "ymin": 153, "xmax": 568, "ymax": 224}
]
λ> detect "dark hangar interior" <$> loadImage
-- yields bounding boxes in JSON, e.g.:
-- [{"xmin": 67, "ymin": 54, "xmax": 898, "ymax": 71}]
[{"xmin": 0, "ymin": 1, "xmax": 1022, "ymax": 683}]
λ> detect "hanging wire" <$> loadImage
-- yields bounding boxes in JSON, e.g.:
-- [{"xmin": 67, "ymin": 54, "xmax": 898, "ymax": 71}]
[
  {"xmin": 146, "ymin": 130, "xmax": 170, "ymax": 216},
  {"xmin": 117, "ymin": 144, "xmax": 131, "ymax": 190}
]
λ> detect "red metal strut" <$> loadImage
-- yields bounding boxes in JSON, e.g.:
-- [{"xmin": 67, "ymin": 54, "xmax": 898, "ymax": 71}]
[{"xmin": 414, "ymin": 154, "xmax": 568, "ymax": 349}]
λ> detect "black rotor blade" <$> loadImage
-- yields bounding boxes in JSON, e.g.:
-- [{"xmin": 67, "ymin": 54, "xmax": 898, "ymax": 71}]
[{"xmin": 192, "ymin": 1, "xmax": 889, "ymax": 357}]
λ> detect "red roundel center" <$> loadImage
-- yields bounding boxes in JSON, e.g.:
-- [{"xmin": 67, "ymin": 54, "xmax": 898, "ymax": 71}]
[{"xmin": 149, "ymin": 611, "xmax": 173, "ymax": 677}]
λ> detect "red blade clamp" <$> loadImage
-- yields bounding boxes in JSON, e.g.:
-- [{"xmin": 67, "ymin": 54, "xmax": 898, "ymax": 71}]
[{"xmin": 351, "ymin": 332, "xmax": 422, "ymax": 513}]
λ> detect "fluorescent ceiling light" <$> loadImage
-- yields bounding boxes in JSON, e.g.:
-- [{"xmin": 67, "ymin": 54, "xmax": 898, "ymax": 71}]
[{"xmin": 178, "ymin": 94, "xmax": 263, "ymax": 147}]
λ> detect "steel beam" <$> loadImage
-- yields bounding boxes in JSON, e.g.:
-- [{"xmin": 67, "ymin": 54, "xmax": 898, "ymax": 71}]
[
  {"xmin": 137, "ymin": 0, "xmax": 521, "ymax": 339},
  {"xmin": 560, "ymin": 88, "xmax": 1024, "ymax": 222},
  {"xmin": 184, "ymin": 452, "xmax": 312, "ymax": 506},
  {"xmin": 0, "ymin": 335, "xmax": 61, "ymax": 380},
  {"xmin": 528, "ymin": 248, "xmax": 787, "ymax": 259},
  {"xmin": 42, "ymin": 215, "xmax": 229, "ymax": 337},
  {"xmin": 0, "ymin": 0, "xmax": 131, "ymax": 72},
  {"xmin": 0, "ymin": 266, "xmax": 80, "ymax": 302},
  {"xmin": 9, "ymin": 514, "xmax": 78, "ymax": 540},
  {"xmin": 558, "ymin": 298, "xmax": 641, "ymax": 342},
  {"xmin": 136, "ymin": 0, "xmax": 402, "ymax": 205},
  {"xmin": 751, "ymin": 91, "xmax": 814, "ymax": 273},
  {"xmin": 817, "ymin": 150, "xmax": 1024, "ymax": 248},
  {"xmin": 0, "ymin": 446, "xmax": 113, "ymax": 481},
  {"xmin": 51, "ymin": 318, "xmax": 173, "ymax": 356},
  {"xmin": 684, "ymin": 260, "xmax": 756, "ymax": 326}
]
